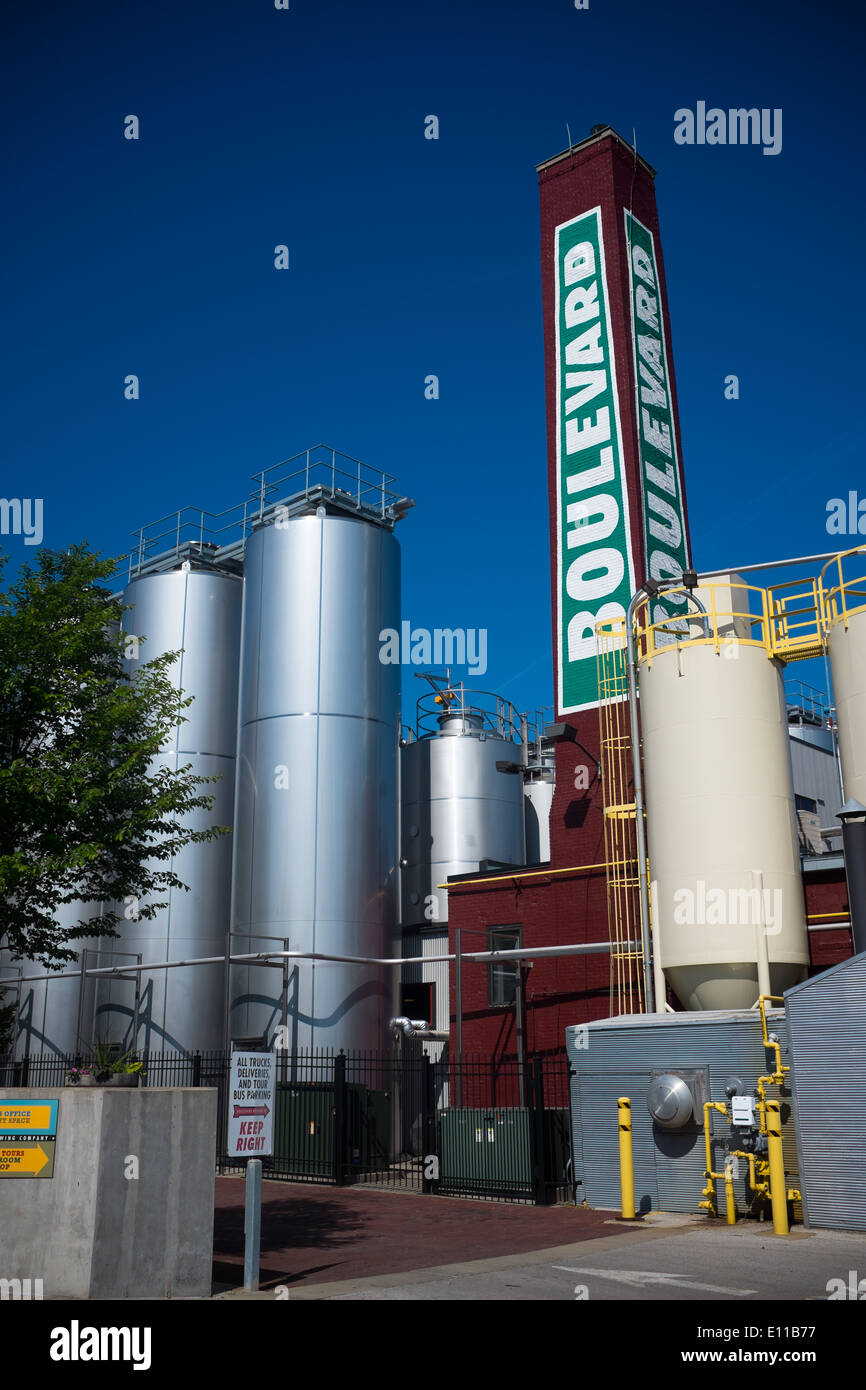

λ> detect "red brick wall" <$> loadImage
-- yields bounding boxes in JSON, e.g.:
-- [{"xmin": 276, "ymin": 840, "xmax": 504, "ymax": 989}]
[
  {"xmin": 448, "ymin": 870, "xmax": 618, "ymax": 1059},
  {"xmin": 803, "ymin": 867, "xmax": 853, "ymax": 969},
  {"xmin": 448, "ymin": 863, "xmax": 853, "ymax": 1057}
]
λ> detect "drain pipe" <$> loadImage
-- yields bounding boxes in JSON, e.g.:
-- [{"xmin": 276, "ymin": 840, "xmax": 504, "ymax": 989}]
[
  {"xmin": 390, "ymin": 1017, "xmax": 450, "ymax": 1042},
  {"xmin": 626, "ymin": 576, "xmax": 709, "ymax": 1014}
]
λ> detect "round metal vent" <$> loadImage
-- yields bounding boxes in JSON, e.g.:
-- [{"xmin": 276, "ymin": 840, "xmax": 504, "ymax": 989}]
[{"xmin": 647, "ymin": 1074, "xmax": 694, "ymax": 1129}]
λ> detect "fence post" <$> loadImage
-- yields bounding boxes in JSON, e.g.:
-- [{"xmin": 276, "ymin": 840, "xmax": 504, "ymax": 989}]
[
  {"xmin": 333, "ymin": 1051, "xmax": 347, "ymax": 1186},
  {"xmin": 528, "ymin": 1053, "xmax": 547, "ymax": 1206},
  {"xmin": 421, "ymin": 1054, "xmax": 436, "ymax": 1194},
  {"xmin": 192, "ymin": 1051, "xmax": 202, "ymax": 1087}
]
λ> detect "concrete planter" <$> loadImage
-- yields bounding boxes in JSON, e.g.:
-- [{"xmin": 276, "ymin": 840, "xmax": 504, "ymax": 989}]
[
  {"xmin": 66, "ymin": 1073, "xmax": 96, "ymax": 1087},
  {"xmin": 105, "ymin": 1073, "xmax": 139, "ymax": 1087}
]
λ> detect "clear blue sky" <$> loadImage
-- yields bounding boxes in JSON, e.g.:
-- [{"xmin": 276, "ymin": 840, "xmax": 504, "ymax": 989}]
[{"xmin": 3, "ymin": 0, "xmax": 863, "ymax": 723}]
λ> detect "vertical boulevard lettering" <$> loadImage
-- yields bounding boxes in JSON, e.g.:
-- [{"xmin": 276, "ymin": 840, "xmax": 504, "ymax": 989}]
[
  {"xmin": 625, "ymin": 211, "xmax": 690, "ymax": 629},
  {"xmin": 555, "ymin": 206, "xmax": 635, "ymax": 714}
]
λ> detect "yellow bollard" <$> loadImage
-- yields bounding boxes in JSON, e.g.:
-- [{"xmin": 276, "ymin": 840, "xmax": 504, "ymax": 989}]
[
  {"xmin": 617, "ymin": 1097, "xmax": 635, "ymax": 1219},
  {"xmin": 766, "ymin": 1100, "xmax": 789, "ymax": 1235}
]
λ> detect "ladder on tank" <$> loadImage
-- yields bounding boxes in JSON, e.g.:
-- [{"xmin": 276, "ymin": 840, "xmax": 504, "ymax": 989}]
[{"xmin": 596, "ymin": 620, "xmax": 646, "ymax": 1016}]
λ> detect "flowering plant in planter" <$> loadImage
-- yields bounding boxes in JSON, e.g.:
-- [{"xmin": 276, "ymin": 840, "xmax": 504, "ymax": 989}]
[{"xmin": 65, "ymin": 1065, "xmax": 95, "ymax": 1086}]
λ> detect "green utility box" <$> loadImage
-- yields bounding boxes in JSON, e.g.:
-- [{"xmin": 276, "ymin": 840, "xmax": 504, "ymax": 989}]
[
  {"xmin": 439, "ymin": 1106, "xmax": 570, "ymax": 1195},
  {"xmin": 346, "ymin": 1085, "xmax": 391, "ymax": 1171},
  {"xmin": 440, "ymin": 1107, "xmax": 532, "ymax": 1189},
  {"xmin": 273, "ymin": 1082, "xmax": 391, "ymax": 1176},
  {"xmin": 274, "ymin": 1083, "xmax": 334, "ymax": 1176}
]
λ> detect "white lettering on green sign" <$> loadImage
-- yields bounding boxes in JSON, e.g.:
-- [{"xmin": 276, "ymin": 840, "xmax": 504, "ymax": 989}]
[
  {"xmin": 555, "ymin": 207, "xmax": 635, "ymax": 714},
  {"xmin": 625, "ymin": 211, "xmax": 691, "ymax": 630}
]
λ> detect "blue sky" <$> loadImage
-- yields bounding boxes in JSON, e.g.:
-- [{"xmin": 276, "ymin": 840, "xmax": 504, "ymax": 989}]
[{"xmin": 2, "ymin": 0, "xmax": 864, "ymax": 723}]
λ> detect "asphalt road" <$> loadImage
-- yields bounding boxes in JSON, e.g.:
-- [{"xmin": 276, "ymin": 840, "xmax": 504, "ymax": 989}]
[{"xmin": 284, "ymin": 1220, "xmax": 866, "ymax": 1302}]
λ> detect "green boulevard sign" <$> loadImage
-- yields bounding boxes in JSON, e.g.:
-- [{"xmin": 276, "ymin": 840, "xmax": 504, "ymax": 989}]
[
  {"xmin": 624, "ymin": 210, "xmax": 690, "ymax": 629},
  {"xmin": 555, "ymin": 206, "xmax": 635, "ymax": 714}
]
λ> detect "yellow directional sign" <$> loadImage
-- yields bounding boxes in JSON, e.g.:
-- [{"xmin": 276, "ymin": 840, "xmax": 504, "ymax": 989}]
[
  {"xmin": 0, "ymin": 1102, "xmax": 57, "ymax": 1135},
  {"xmin": 0, "ymin": 1141, "xmax": 55, "ymax": 1177}
]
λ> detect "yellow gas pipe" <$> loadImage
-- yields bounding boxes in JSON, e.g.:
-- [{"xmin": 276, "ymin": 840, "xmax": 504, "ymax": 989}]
[{"xmin": 699, "ymin": 1102, "xmax": 732, "ymax": 1218}]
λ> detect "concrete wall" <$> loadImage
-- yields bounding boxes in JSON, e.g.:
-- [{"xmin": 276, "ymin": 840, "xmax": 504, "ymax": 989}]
[{"xmin": 0, "ymin": 1087, "xmax": 217, "ymax": 1299}]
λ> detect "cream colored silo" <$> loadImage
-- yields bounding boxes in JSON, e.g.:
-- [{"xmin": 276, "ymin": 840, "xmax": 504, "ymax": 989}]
[
  {"xmin": 638, "ymin": 575, "xmax": 809, "ymax": 1011},
  {"xmin": 823, "ymin": 547, "xmax": 866, "ymax": 806}
]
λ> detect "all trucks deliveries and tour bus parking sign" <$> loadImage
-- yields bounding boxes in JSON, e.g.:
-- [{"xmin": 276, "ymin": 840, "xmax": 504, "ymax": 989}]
[{"xmin": 227, "ymin": 1051, "xmax": 276, "ymax": 1158}]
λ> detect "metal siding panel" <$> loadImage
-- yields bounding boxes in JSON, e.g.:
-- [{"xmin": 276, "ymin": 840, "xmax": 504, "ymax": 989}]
[
  {"xmin": 567, "ymin": 1011, "xmax": 798, "ymax": 1215},
  {"xmin": 786, "ymin": 953, "xmax": 866, "ymax": 1231}
]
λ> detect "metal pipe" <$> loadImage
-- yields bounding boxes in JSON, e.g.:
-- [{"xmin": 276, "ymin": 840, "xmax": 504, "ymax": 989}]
[
  {"xmin": 515, "ymin": 964, "xmax": 526, "ymax": 1108},
  {"xmin": 723, "ymin": 1159, "xmax": 737, "ymax": 1226},
  {"xmin": 699, "ymin": 1100, "xmax": 730, "ymax": 1216},
  {"xmin": 617, "ymin": 1097, "xmax": 635, "ymax": 1219},
  {"xmin": 650, "ymin": 880, "xmax": 666, "ymax": 1014},
  {"xmin": 699, "ymin": 549, "xmax": 847, "ymax": 579},
  {"xmin": 455, "ymin": 928, "xmax": 463, "ymax": 1104},
  {"xmin": 389, "ymin": 1017, "xmax": 450, "ymax": 1042},
  {"xmin": 839, "ymin": 805, "xmax": 866, "ymax": 954},
  {"xmin": 14, "ymin": 939, "xmax": 637, "ymax": 986},
  {"xmin": 753, "ymin": 872, "xmax": 772, "ymax": 999}
]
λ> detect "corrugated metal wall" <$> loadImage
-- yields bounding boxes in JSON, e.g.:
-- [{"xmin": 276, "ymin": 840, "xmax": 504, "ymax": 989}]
[
  {"xmin": 786, "ymin": 952, "xmax": 866, "ymax": 1231},
  {"xmin": 567, "ymin": 1011, "xmax": 798, "ymax": 1215},
  {"xmin": 400, "ymin": 927, "xmax": 449, "ymax": 1061}
]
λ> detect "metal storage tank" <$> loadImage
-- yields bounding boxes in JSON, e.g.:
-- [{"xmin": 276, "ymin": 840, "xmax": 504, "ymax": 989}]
[
  {"xmin": 823, "ymin": 547, "xmax": 866, "ymax": 805},
  {"xmin": 400, "ymin": 694, "xmax": 526, "ymax": 929},
  {"xmin": 229, "ymin": 507, "xmax": 401, "ymax": 1053},
  {"xmin": 523, "ymin": 749, "xmax": 555, "ymax": 864},
  {"xmin": 95, "ymin": 564, "xmax": 242, "ymax": 1054},
  {"xmin": 566, "ymin": 1010, "xmax": 798, "ymax": 1215},
  {"xmin": 3, "ymin": 904, "xmax": 104, "ymax": 1059},
  {"xmin": 785, "ymin": 951, "xmax": 866, "ymax": 1232},
  {"xmin": 638, "ymin": 576, "xmax": 809, "ymax": 1011}
]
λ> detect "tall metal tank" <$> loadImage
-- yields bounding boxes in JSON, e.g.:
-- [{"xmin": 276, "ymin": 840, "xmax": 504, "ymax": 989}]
[
  {"xmin": 95, "ymin": 564, "xmax": 242, "ymax": 1054},
  {"xmin": 823, "ymin": 547, "xmax": 866, "ymax": 806},
  {"xmin": 523, "ymin": 745, "xmax": 555, "ymax": 864},
  {"xmin": 229, "ymin": 507, "xmax": 401, "ymax": 1053},
  {"xmin": 401, "ymin": 693, "xmax": 527, "ymax": 928},
  {"xmin": 638, "ymin": 575, "xmax": 809, "ymax": 1011},
  {"xmin": 3, "ymin": 904, "xmax": 103, "ymax": 1059}
]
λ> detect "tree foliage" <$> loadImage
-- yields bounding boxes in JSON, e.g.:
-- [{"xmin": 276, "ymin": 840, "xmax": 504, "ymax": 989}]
[{"xmin": 0, "ymin": 545, "xmax": 228, "ymax": 969}]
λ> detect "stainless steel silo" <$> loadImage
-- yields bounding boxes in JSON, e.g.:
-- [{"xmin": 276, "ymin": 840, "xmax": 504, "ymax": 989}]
[
  {"xmin": 229, "ymin": 508, "xmax": 401, "ymax": 1053},
  {"xmin": 523, "ymin": 749, "xmax": 555, "ymax": 864},
  {"xmin": 2, "ymin": 901, "xmax": 103, "ymax": 1059},
  {"xmin": 95, "ymin": 565, "xmax": 242, "ymax": 1054},
  {"xmin": 638, "ymin": 576, "xmax": 809, "ymax": 1011},
  {"xmin": 400, "ymin": 699, "xmax": 527, "ymax": 929}
]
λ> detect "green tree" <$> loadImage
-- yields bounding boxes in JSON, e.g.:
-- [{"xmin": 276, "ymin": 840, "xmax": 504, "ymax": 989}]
[
  {"xmin": 0, "ymin": 544, "xmax": 228, "ymax": 969},
  {"xmin": 0, "ymin": 987, "xmax": 14, "ymax": 1054}
]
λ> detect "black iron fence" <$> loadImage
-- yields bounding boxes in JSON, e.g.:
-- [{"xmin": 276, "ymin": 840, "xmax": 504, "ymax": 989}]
[{"xmin": 0, "ymin": 1046, "xmax": 573, "ymax": 1205}]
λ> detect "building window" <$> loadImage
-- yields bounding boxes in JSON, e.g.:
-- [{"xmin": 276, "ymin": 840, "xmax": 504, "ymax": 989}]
[
  {"xmin": 796, "ymin": 794, "xmax": 818, "ymax": 814},
  {"xmin": 400, "ymin": 982, "xmax": 435, "ymax": 1025},
  {"xmin": 488, "ymin": 926, "xmax": 521, "ymax": 1007}
]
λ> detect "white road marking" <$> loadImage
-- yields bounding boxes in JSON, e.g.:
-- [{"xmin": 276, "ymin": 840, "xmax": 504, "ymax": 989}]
[{"xmin": 552, "ymin": 1267, "xmax": 757, "ymax": 1296}]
